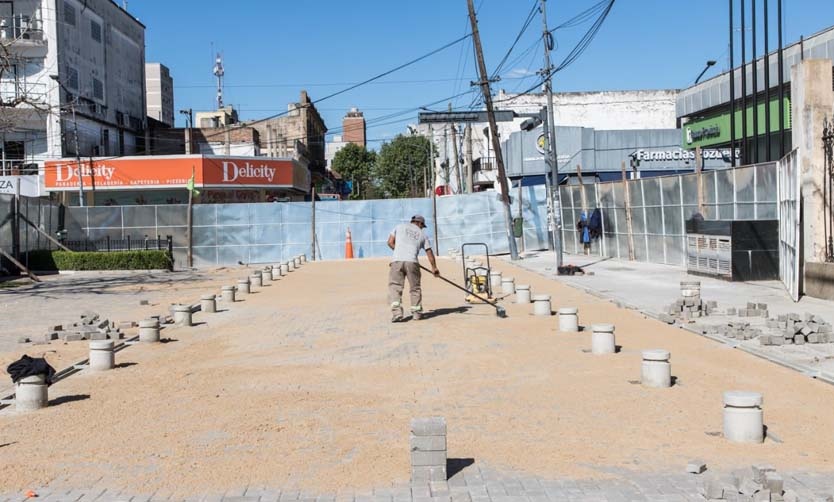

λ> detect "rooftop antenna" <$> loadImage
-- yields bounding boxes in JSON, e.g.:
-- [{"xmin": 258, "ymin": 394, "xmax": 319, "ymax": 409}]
[{"xmin": 213, "ymin": 52, "xmax": 225, "ymax": 109}]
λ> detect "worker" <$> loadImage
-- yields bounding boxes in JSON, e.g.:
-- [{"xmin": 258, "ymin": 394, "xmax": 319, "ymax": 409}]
[{"xmin": 387, "ymin": 214, "xmax": 440, "ymax": 322}]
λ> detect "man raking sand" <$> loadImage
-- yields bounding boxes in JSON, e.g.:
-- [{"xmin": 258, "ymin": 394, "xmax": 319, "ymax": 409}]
[{"xmin": 387, "ymin": 215, "xmax": 439, "ymax": 322}]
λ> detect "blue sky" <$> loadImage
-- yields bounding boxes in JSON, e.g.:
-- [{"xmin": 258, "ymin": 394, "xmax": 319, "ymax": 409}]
[{"xmin": 132, "ymin": 0, "xmax": 833, "ymax": 146}]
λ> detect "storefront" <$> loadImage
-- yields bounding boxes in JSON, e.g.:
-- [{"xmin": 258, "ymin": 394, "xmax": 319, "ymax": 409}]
[{"xmin": 43, "ymin": 155, "xmax": 310, "ymax": 205}]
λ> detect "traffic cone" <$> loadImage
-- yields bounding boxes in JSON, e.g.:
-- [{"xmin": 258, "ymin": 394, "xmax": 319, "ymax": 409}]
[{"xmin": 345, "ymin": 227, "xmax": 354, "ymax": 259}]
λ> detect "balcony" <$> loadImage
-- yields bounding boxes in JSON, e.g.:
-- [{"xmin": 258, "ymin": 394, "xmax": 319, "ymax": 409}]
[
  {"xmin": 0, "ymin": 13, "xmax": 46, "ymax": 49},
  {"xmin": 0, "ymin": 81, "xmax": 48, "ymax": 106}
]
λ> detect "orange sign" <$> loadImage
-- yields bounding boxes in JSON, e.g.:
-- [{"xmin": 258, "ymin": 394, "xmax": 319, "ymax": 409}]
[{"xmin": 44, "ymin": 155, "xmax": 310, "ymax": 192}]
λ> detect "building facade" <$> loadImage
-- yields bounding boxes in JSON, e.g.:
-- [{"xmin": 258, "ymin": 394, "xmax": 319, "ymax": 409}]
[
  {"xmin": 145, "ymin": 62, "xmax": 173, "ymax": 127},
  {"xmin": 246, "ymin": 90, "xmax": 327, "ymax": 174},
  {"xmin": 0, "ymin": 0, "xmax": 146, "ymax": 176},
  {"xmin": 342, "ymin": 107, "xmax": 366, "ymax": 146}
]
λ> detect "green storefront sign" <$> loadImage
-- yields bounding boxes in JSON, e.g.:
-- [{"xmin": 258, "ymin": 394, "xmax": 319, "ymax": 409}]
[{"xmin": 682, "ymin": 98, "xmax": 791, "ymax": 149}]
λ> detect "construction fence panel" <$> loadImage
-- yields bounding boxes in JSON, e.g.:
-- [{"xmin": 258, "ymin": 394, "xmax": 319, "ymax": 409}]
[
  {"xmin": 777, "ymin": 150, "xmax": 801, "ymax": 302},
  {"xmin": 559, "ymin": 162, "xmax": 779, "ymax": 268}
]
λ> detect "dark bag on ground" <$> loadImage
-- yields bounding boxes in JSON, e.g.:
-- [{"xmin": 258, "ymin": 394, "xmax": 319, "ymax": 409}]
[{"xmin": 6, "ymin": 355, "xmax": 56, "ymax": 385}]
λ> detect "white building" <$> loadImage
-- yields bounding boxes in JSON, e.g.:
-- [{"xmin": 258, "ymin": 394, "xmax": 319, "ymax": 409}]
[
  {"xmin": 0, "ymin": 0, "xmax": 145, "ymax": 186},
  {"xmin": 324, "ymin": 134, "xmax": 347, "ymax": 171},
  {"xmin": 414, "ymin": 89, "xmax": 679, "ymax": 191},
  {"xmin": 145, "ymin": 62, "xmax": 173, "ymax": 127}
]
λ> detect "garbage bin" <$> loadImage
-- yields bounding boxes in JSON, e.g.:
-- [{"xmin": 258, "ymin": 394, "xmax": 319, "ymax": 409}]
[{"xmin": 512, "ymin": 217, "xmax": 524, "ymax": 238}]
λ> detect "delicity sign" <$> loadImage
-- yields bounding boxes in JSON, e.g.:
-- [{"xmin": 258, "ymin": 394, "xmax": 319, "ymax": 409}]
[
  {"xmin": 53, "ymin": 162, "xmax": 116, "ymax": 183},
  {"xmin": 221, "ymin": 161, "xmax": 277, "ymax": 183}
]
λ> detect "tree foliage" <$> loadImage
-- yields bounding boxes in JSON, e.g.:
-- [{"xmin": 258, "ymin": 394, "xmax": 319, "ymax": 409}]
[
  {"xmin": 374, "ymin": 134, "xmax": 433, "ymax": 199},
  {"xmin": 330, "ymin": 143, "xmax": 377, "ymax": 200}
]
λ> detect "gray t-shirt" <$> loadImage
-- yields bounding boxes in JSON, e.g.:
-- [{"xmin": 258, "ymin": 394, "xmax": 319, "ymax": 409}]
[{"xmin": 390, "ymin": 223, "xmax": 431, "ymax": 263}]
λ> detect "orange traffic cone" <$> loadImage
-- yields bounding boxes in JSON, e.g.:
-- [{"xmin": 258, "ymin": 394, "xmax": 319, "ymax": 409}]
[{"xmin": 345, "ymin": 227, "xmax": 354, "ymax": 259}]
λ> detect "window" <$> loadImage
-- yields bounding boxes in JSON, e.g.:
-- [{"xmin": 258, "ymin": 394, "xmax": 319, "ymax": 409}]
[
  {"xmin": 66, "ymin": 66, "xmax": 79, "ymax": 90},
  {"xmin": 64, "ymin": 1, "xmax": 76, "ymax": 26},
  {"xmin": 90, "ymin": 19, "xmax": 101, "ymax": 42},
  {"xmin": 92, "ymin": 78, "xmax": 103, "ymax": 100}
]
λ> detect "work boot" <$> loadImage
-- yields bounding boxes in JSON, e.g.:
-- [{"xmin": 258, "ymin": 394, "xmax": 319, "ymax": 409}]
[
  {"xmin": 391, "ymin": 313, "xmax": 404, "ymax": 323},
  {"xmin": 412, "ymin": 312, "xmax": 422, "ymax": 321}
]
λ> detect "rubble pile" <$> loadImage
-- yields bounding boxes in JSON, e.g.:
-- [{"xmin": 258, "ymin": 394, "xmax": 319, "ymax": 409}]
[
  {"xmin": 760, "ymin": 312, "xmax": 834, "ymax": 346},
  {"xmin": 659, "ymin": 281, "xmax": 717, "ymax": 324},
  {"xmin": 701, "ymin": 465, "xmax": 807, "ymax": 501},
  {"xmin": 18, "ymin": 311, "xmax": 129, "ymax": 344}
]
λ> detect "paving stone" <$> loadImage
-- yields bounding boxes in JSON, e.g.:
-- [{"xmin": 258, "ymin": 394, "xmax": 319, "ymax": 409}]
[{"xmin": 411, "ymin": 417, "xmax": 446, "ymax": 436}]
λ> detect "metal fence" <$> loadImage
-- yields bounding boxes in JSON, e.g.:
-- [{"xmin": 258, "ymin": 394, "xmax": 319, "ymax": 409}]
[
  {"xmin": 559, "ymin": 162, "xmax": 779, "ymax": 266},
  {"xmin": 65, "ymin": 187, "xmax": 552, "ymax": 269},
  {"xmin": 63, "ymin": 235, "xmax": 173, "ymax": 253},
  {"xmin": 0, "ymin": 194, "xmax": 62, "ymax": 273},
  {"xmin": 777, "ymin": 150, "xmax": 801, "ymax": 300}
]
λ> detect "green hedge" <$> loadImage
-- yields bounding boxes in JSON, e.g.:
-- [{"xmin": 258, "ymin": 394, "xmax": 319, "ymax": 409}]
[{"xmin": 26, "ymin": 250, "xmax": 173, "ymax": 271}]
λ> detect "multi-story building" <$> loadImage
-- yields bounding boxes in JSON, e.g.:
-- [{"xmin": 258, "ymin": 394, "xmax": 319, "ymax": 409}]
[
  {"xmin": 145, "ymin": 62, "xmax": 173, "ymax": 127},
  {"xmin": 0, "ymin": 0, "xmax": 145, "ymax": 186},
  {"xmin": 247, "ymin": 90, "xmax": 327, "ymax": 173},
  {"xmin": 324, "ymin": 107, "xmax": 368, "ymax": 171}
]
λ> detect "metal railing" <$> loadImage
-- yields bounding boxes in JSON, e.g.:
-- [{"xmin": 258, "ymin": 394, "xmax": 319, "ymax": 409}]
[
  {"xmin": 62, "ymin": 235, "xmax": 173, "ymax": 254},
  {"xmin": 0, "ymin": 81, "xmax": 48, "ymax": 105},
  {"xmin": 0, "ymin": 14, "xmax": 44, "ymax": 43}
]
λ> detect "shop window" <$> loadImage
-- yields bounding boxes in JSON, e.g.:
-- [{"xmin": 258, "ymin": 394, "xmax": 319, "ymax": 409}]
[{"xmin": 66, "ymin": 66, "xmax": 78, "ymax": 90}]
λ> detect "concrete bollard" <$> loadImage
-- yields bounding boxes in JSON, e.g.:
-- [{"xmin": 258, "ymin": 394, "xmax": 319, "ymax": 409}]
[
  {"xmin": 294, "ymin": 257, "xmax": 301, "ymax": 268},
  {"xmin": 410, "ymin": 416, "xmax": 447, "ymax": 483},
  {"xmin": 489, "ymin": 271, "xmax": 502, "ymax": 292},
  {"xmin": 264, "ymin": 266, "xmax": 275, "ymax": 281},
  {"xmin": 591, "ymin": 323, "xmax": 616, "ymax": 354},
  {"xmin": 221, "ymin": 286, "xmax": 236, "ymax": 303},
  {"xmin": 138, "ymin": 319, "xmax": 160, "ymax": 342},
  {"xmin": 89, "ymin": 339, "xmax": 115, "ymax": 371},
  {"xmin": 641, "ymin": 350, "xmax": 671, "ymax": 388},
  {"xmin": 287, "ymin": 260, "xmax": 295, "ymax": 272},
  {"xmin": 201, "ymin": 294, "xmax": 217, "ymax": 313},
  {"xmin": 723, "ymin": 391, "xmax": 764, "ymax": 443},
  {"xmin": 281, "ymin": 262, "xmax": 290, "ymax": 274},
  {"xmin": 15, "ymin": 374, "xmax": 48, "ymax": 411},
  {"xmin": 237, "ymin": 278, "xmax": 251, "ymax": 294},
  {"xmin": 250, "ymin": 272, "xmax": 262, "ymax": 288},
  {"xmin": 271, "ymin": 267, "xmax": 281, "ymax": 281},
  {"xmin": 501, "ymin": 277, "xmax": 515, "ymax": 295},
  {"xmin": 300, "ymin": 254, "xmax": 307, "ymax": 263},
  {"xmin": 558, "ymin": 307, "xmax": 579, "ymax": 332},
  {"xmin": 515, "ymin": 284, "xmax": 531, "ymax": 304},
  {"xmin": 532, "ymin": 294, "xmax": 552, "ymax": 316},
  {"xmin": 172, "ymin": 304, "xmax": 192, "ymax": 327}
]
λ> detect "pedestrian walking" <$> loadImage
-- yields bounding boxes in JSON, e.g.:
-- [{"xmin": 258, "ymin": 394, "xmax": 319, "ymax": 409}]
[{"xmin": 387, "ymin": 215, "xmax": 439, "ymax": 322}]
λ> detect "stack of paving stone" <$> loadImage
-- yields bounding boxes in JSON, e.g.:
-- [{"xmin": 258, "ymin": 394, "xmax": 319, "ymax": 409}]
[
  {"xmin": 659, "ymin": 281, "xmax": 717, "ymax": 324},
  {"xmin": 27, "ymin": 312, "xmax": 123, "ymax": 343},
  {"xmin": 760, "ymin": 313, "xmax": 834, "ymax": 346},
  {"xmin": 710, "ymin": 321, "xmax": 763, "ymax": 341},
  {"xmin": 701, "ymin": 465, "xmax": 807, "ymax": 501},
  {"xmin": 410, "ymin": 417, "xmax": 447, "ymax": 484},
  {"xmin": 726, "ymin": 302, "xmax": 769, "ymax": 318}
]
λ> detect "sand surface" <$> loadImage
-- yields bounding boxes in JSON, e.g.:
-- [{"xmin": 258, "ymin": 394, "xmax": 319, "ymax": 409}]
[{"xmin": 1, "ymin": 258, "xmax": 833, "ymax": 495}]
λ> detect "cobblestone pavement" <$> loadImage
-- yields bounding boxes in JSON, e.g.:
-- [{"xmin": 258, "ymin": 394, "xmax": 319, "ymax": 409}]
[{"xmin": 3, "ymin": 463, "xmax": 834, "ymax": 502}]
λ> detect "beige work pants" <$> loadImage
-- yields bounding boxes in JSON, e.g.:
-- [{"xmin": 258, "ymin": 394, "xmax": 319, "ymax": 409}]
[{"xmin": 388, "ymin": 261, "xmax": 422, "ymax": 316}]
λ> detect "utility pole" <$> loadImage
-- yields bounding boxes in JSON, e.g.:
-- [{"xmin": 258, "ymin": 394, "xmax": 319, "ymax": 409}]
[
  {"xmin": 540, "ymin": 0, "xmax": 562, "ymax": 267},
  {"xmin": 467, "ymin": 0, "xmax": 519, "ymax": 260},
  {"xmin": 70, "ymin": 102, "xmax": 84, "ymax": 207},
  {"xmin": 311, "ymin": 186, "xmax": 317, "ymax": 261},
  {"xmin": 465, "ymin": 124, "xmax": 473, "ymax": 193},
  {"xmin": 449, "ymin": 104, "xmax": 461, "ymax": 193},
  {"xmin": 430, "ymin": 125, "xmax": 439, "ymax": 245}
]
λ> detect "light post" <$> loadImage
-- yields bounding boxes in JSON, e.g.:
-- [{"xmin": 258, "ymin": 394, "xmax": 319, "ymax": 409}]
[
  {"xmin": 694, "ymin": 60, "xmax": 717, "ymax": 84},
  {"xmin": 179, "ymin": 108, "xmax": 193, "ymax": 154},
  {"xmin": 49, "ymin": 74, "xmax": 84, "ymax": 207}
]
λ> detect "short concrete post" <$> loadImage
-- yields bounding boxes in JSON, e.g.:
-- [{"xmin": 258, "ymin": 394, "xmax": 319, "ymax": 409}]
[
  {"xmin": 15, "ymin": 374, "xmax": 48, "ymax": 411},
  {"xmin": 723, "ymin": 391, "xmax": 764, "ymax": 443},
  {"xmin": 237, "ymin": 278, "xmax": 250, "ymax": 294},
  {"xmin": 287, "ymin": 260, "xmax": 295, "ymax": 272},
  {"xmin": 501, "ymin": 277, "xmax": 515, "ymax": 295},
  {"xmin": 515, "ymin": 284, "xmax": 531, "ymax": 304},
  {"xmin": 271, "ymin": 267, "xmax": 281, "ymax": 281},
  {"xmin": 641, "ymin": 350, "xmax": 671, "ymax": 388},
  {"xmin": 294, "ymin": 257, "xmax": 301, "ymax": 268},
  {"xmin": 250, "ymin": 272, "xmax": 262, "ymax": 288},
  {"xmin": 558, "ymin": 307, "xmax": 579, "ymax": 332},
  {"xmin": 221, "ymin": 286, "xmax": 236, "ymax": 303},
  {"xmin": 591, "ymin": 323, "xmax": 616, "ymax": 354},
  {"xmin": 281, "ymin": 262, "xmax": 290, "ymax": 274},
  {"xmin": 532, "ymin": 294, "xmax": 552, "ymax": 316},
  {"xmin": 410, "ymin": 416, "xmax": 447, "ymax": 483},
  {"xmin": 300, "ymin": 254, "xmax": 307, "ymax": 263},
  {"xmin": 138, "ymin": 319, "xmax": 160, "ymax": 342},
  {"xmin": 172, "ymin": 304, "xmax": 192, "ymax": 327},
  {"xmin": 264, "ymin": 266, "xmax": 275, "ymax": 281},
  {"xmin": 201, "ymin": 294, "xmax": 217, "ymax": 313},
  {"xmin": 89, "ymin": 339, "xmax": 115, "ymax": 371}
]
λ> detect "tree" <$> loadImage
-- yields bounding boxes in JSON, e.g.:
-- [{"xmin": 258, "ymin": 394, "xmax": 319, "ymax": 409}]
[
  {"xmin": 330, "ymin": 143, "xmax": 377, "ymax": 200},
  {"xmin": 374, "ymin": 134, "xmax": 433, "ymax": 199}
]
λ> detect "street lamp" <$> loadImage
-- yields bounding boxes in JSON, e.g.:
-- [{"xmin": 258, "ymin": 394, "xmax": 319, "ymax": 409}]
[
  {"xmin": 694, "ymin": 60, "xmax": 717, "ymax": 84},
  {"xmin": 49, "ymin": 74, "xmax": 84, "ymax": 207}
]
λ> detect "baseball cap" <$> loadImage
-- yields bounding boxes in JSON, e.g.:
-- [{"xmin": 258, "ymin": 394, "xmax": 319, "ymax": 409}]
[{"xmin": 411, "ymin": 215, "xmax": 426, "ymax": 226}]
